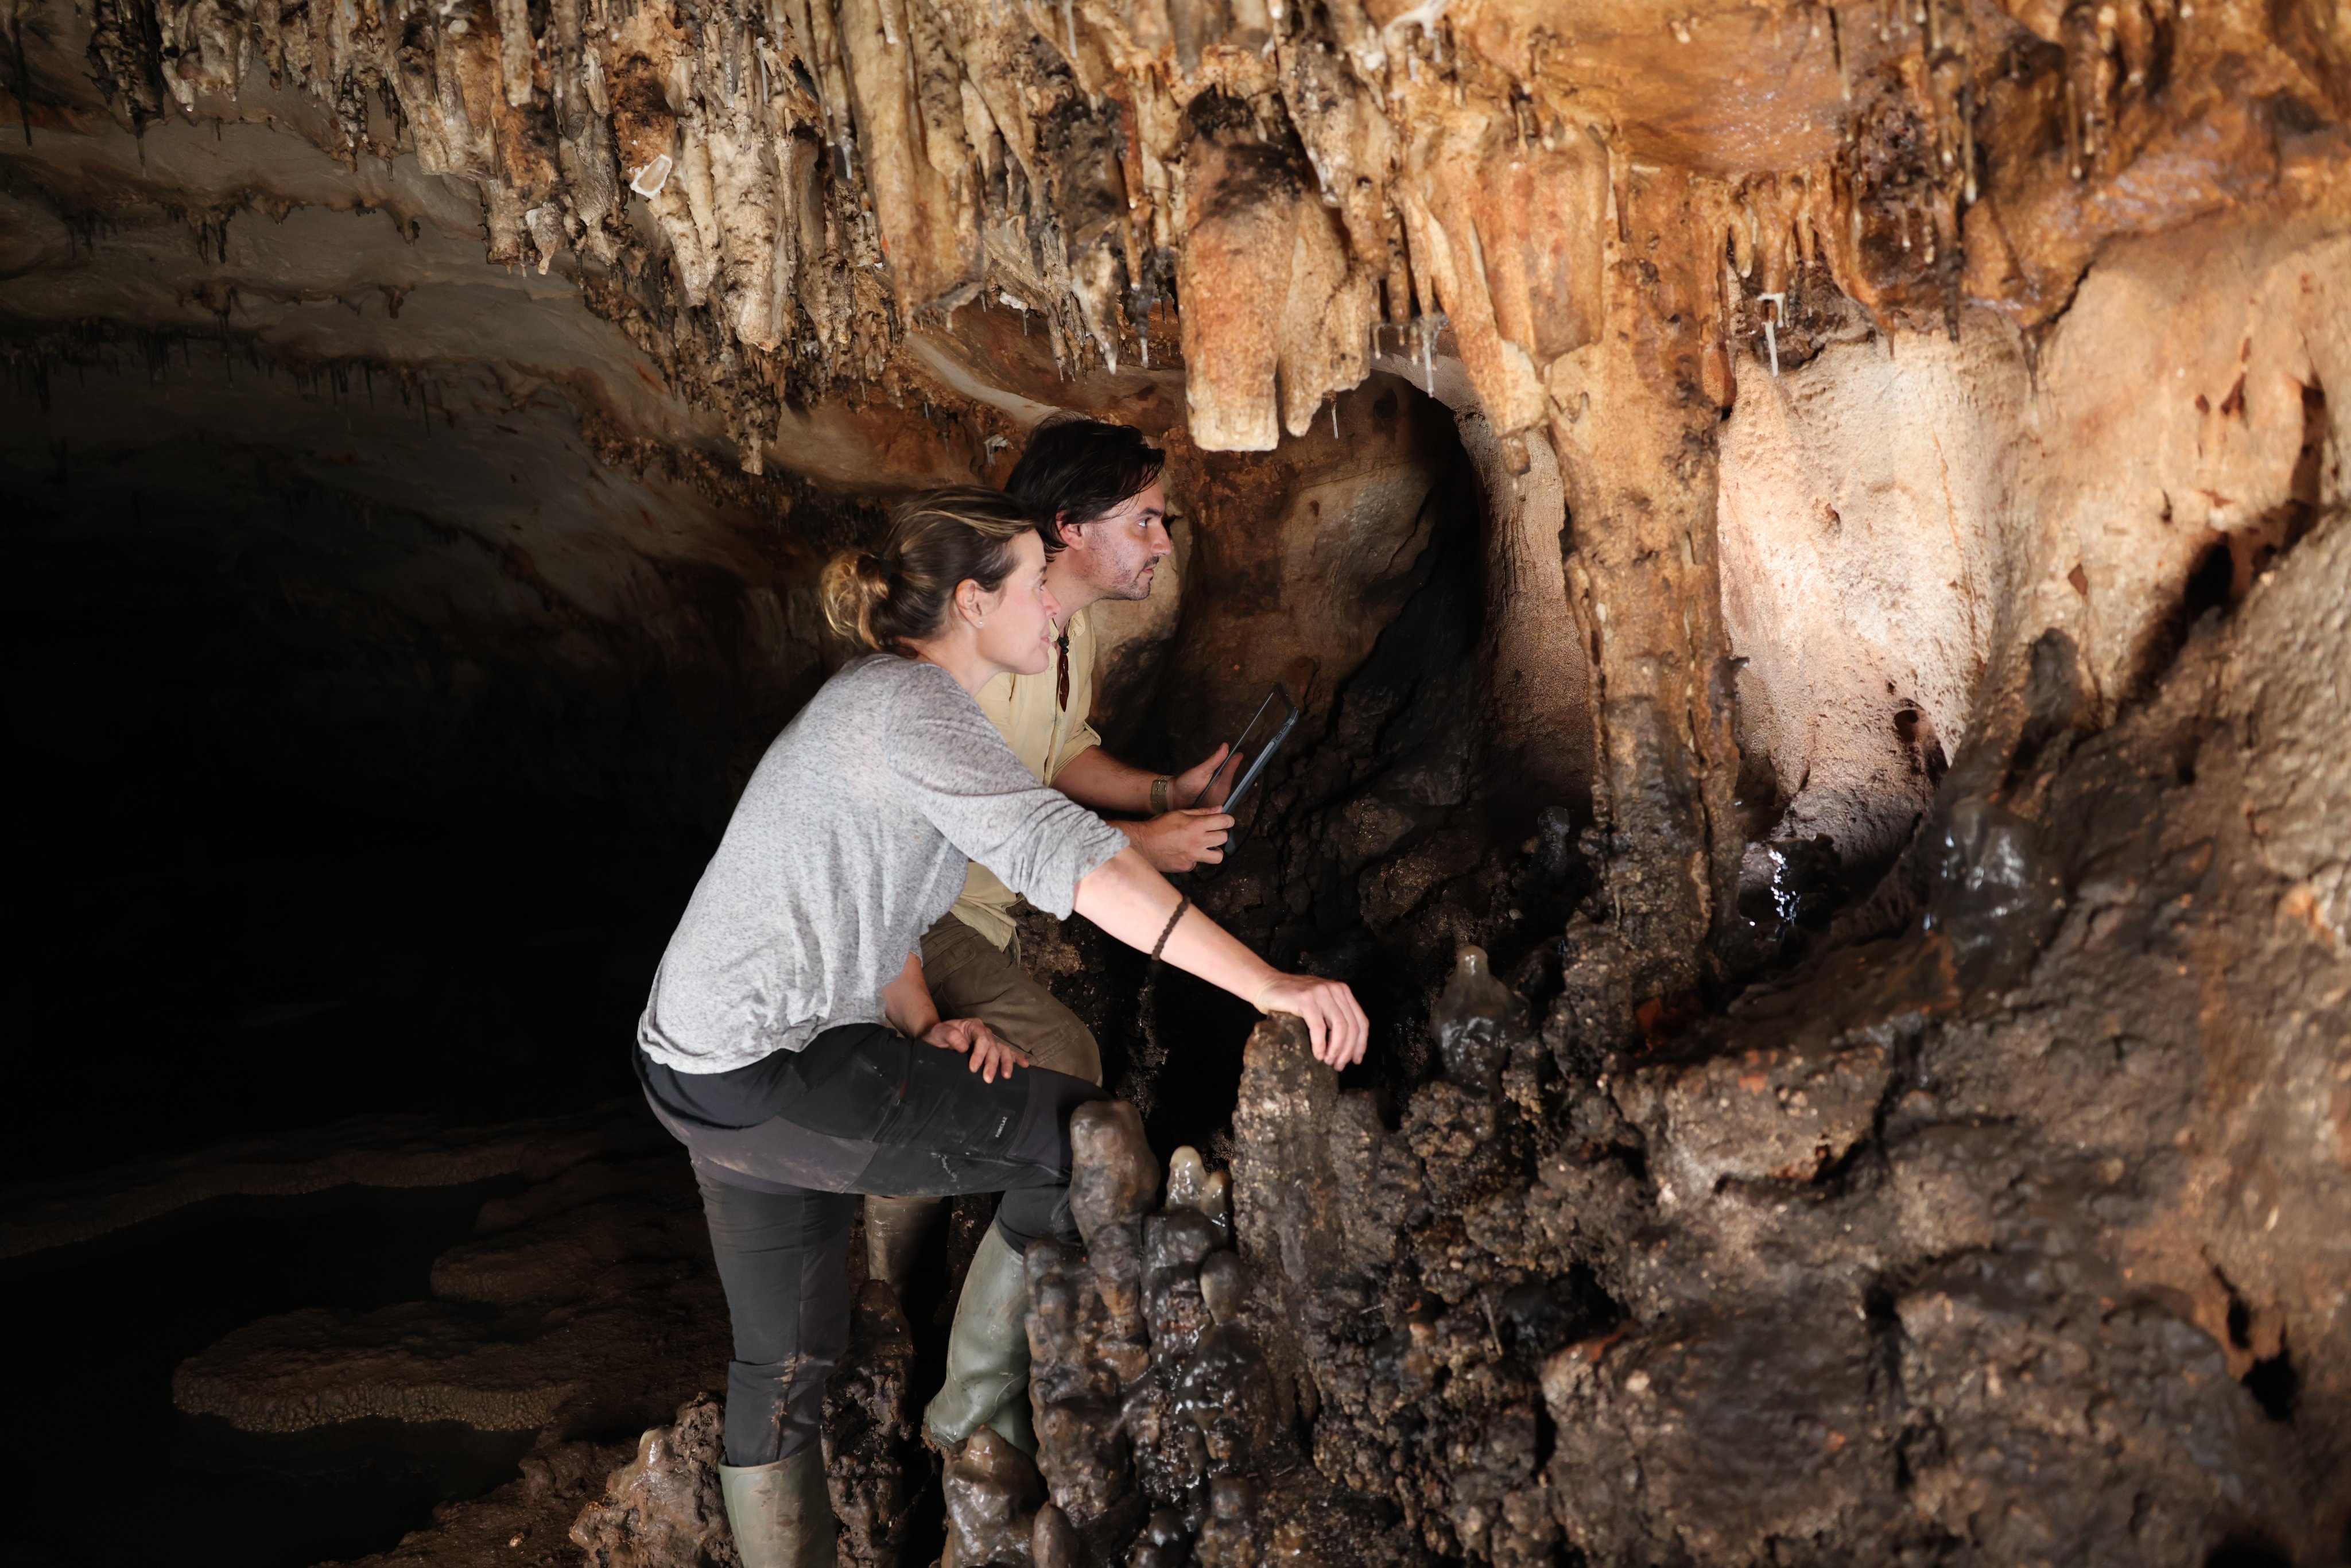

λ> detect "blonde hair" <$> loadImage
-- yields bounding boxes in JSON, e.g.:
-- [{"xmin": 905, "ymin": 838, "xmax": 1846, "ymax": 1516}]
[{"xmin": 821, "ymin": 487, "xmax": 1043, "ymax": 653}]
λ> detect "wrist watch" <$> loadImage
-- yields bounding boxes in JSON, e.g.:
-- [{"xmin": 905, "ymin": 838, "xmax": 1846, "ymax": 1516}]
[{"xmin": 1150, "ymin": 776, "xmax": 1172, "ymax": 814}]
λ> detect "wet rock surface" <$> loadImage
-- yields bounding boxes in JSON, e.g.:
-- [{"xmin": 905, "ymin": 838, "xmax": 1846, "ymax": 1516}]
[
  {"xmin": 571, "ymin": 1396, "xmax": 739, "ymax": 1568},
  {"xmin": 825, "ymin": 1280, "xmax": 921, "ymax": 1568},
  {"xmin": 933, "ymin": 1099, "xmax": 1402, "ymax": 1568},
  {"xmin": 1226, "ymin": 513, "xmax": 2351, "ymax": 1566}
]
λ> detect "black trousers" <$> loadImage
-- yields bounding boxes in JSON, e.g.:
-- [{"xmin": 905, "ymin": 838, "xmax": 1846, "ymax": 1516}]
[{"xmin": 642, "ymin": 1024, "xmax": 1105, "ymax": 1466}]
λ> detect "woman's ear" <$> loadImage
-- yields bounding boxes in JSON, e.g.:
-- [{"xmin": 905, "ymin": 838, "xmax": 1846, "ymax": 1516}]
[{"xmin": 954, "ymin": 577, "xmax": 985, "ymax": 628}]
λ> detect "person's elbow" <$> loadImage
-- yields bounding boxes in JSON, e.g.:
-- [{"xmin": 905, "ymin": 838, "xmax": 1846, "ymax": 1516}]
[
  {"xmin": 1077, "ymin": 844, "xmax": 1153, "ymax": 890},
  {"xmin": 1074, "ymin": 845, "xmax": 1155, "ymax": 907}
]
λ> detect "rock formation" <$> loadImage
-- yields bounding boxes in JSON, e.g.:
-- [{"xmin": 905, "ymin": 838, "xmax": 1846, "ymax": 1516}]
[
  {"xmin": 4, "ymin": 0, "xmax": 2347, "ymax": 1561},
  {"xmin": 1229, "ymin": 497, "xmax": 2351, "ymax": 1565}
]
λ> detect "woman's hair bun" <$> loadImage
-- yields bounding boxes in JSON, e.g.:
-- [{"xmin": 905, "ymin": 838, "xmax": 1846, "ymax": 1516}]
[{"xmin": 821, "ymin": 487, "xmax": 1041, "ymax": 654}]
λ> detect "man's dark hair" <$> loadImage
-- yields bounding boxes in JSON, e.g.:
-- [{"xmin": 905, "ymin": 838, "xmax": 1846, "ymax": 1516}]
[{"xmin": 1004, "ymin": 416, "xmax": 1166, "ymax": 550}]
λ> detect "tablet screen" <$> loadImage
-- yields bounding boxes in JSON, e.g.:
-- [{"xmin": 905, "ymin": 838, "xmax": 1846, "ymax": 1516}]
[{"xmin": 1193, "ymin": 684, "xmax": 1301, "ymax": 814}]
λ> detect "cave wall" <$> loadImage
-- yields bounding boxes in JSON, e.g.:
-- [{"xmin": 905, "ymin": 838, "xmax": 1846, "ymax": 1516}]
[
  {"xmin": 1720, "ymin": 213, "xmax": 2346, "ymax": 893},
  {"xmin": 10, "ymin": 0, "xmax": 2343, "ymax": 895},
  {"xmin": 5, "ymin": 0, "xmax": 2351, "ymax": 1562},
  {"xmin": 1235, "ymin": 505, "xmax": 2351, "ymax": 1567}
]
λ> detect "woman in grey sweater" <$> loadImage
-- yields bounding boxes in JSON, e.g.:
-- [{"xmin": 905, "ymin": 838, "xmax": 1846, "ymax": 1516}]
[{"xmin": 635, "ymin": 487, "xmax": 1365, "ymax": 1567}]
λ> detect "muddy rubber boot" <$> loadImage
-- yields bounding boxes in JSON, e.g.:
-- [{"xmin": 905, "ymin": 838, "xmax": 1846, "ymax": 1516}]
[
  {"xmin": 719, "ymin": 1446, "xmax": 840, "ymax": 1568},
  {"xmin": 924, "ymin": 1223, "xmax": 1036, "ymax": 1454},
  {"xmin": 862, "ymin": 1193, "xmax": 945, "ymax": 1294}
]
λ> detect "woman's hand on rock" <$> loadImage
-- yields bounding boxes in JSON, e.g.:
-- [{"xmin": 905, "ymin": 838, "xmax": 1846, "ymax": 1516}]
[
  {"xmin": 1254, "ymin": 973, "xmax": 1369, "ymax": 1069},
  {"xmin": 924, "ymin": 1018, "xmax": 1030, "ymax": 1082}
]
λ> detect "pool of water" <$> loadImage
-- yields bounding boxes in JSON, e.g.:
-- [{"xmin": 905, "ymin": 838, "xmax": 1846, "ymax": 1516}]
[{"xmin": 0, "ymin": 1179, "xmax": 533, "ymax": 1568}]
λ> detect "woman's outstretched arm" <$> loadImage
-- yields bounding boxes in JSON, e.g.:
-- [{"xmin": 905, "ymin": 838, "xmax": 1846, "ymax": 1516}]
[{"xmin": 1072, "ymin": 847, "xmax": 1368, "ymax": 1068}]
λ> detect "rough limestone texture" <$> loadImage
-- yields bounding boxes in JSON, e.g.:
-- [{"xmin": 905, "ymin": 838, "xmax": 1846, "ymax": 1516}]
[
  {"xmin": 928, "ymin": 1100, "xmax": 1405, "ymax": 1568},
  {"xmin": 1227, "ymin": 509, "xmax": 2351, "ymax": 1566},
  {"xmin": 14, "ymin": 0, "xmax": 2334, "ymax": 457},
  {"xmin": 823, "ymin": 1280, "xmax": 921, "ymax": 1568},
  {"xmin": 1719, "ymin": 216, "xmax": 2350, "ymax": 903},
  {"xmin": 323, "ymin": 1435, "xmax": 634, "ymax": 1568},
  {"xmin": 12, "ymin": 0, "xmax": 2346, "ymax": 865},
  {"xmin": 571, "ymin": 1394, "xmax": 740, "ymax": 1568}
]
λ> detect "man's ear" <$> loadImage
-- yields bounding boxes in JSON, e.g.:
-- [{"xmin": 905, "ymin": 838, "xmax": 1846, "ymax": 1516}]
[{"xmin": 1055, "ymin": 510, "xmax": 1084, "ymax": 548}]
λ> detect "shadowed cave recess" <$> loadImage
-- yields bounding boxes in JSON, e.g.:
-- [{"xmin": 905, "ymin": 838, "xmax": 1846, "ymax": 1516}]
[{"xmin": 3, "ymin": 0, "xmax": 2349, "ymax": 1562}]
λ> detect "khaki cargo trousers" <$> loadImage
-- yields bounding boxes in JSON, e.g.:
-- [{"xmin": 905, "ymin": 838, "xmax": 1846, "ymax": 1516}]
[{"xmin": 919, "ymin": 911, "xmax": 1101, "ymax": 1084}]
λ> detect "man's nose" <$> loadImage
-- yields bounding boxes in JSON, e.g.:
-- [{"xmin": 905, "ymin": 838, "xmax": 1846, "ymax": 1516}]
[{"xmin": 1149, "ymin": 523, "xmax": 1174, "ymax": 558}]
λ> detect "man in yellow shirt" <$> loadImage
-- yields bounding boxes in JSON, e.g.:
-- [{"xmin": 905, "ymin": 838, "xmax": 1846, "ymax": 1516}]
[{"xmin": 866, "ymin": 416, "xmax": 1239, "ymax": 1290}]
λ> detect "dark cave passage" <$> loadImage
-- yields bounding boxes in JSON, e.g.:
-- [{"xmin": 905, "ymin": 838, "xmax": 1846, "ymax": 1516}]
[
  {"xmin": 2, "ymin": 349, "xmax": 1565, "ymax": 1566},
  {"xmin": 4, "ymin": 363, "xmax": 806, "ymax": 1565}
]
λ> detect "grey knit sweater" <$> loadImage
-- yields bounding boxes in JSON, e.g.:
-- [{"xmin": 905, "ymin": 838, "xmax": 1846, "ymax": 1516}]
[{"xmin": 637, "ymin": 654, "xmax": 1126, "ymax": 1074}]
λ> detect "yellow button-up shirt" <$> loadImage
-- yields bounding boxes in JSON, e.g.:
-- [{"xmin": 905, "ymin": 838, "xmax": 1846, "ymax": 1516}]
[{"xmin": 949, "ymin": 607, "xmax": 1103, "ymax": 949}]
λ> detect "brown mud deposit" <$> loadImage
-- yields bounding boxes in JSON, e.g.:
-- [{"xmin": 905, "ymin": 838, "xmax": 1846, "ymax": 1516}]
[{"xmin": 5, "ymin": 0, "xmax": 2349, "ymax": 1562}]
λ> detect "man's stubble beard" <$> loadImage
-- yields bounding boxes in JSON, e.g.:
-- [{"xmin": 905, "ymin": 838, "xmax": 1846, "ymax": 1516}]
[
  {"xmin": 1070, "ymin": 537, "xmax": 1159, "ymax": 603},
  {"xmin": 1109, "ymin": 556, "xmax": 1159, "ymax": 601}
]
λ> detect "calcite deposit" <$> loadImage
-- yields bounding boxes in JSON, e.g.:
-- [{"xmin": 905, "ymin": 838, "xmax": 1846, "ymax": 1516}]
[
  {"xmin": 1228, "ymin": 498, "xmax": 2351, "ymax": 1566},
  {"xmin": 925, "ymin": 1103, "xmax": 1404, "ymax": 1568},
  {"xmin": 4, "ymin": 0, "xmax": 2347, "ymax": 1561}
]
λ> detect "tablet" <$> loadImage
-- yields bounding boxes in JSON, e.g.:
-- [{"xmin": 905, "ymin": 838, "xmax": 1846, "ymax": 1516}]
[{"xmin": 1189, "ymin": 683, "xmax": 1301, "ymax": 817}]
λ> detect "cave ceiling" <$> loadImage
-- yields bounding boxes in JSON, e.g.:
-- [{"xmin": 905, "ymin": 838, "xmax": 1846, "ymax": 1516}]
[
  {"xmin": 5, "ymin": 0, "xmax": 2350, "ymax": 1563},
  {"xmin": 6, "ymin": 0, "xmax": 2341, "ymax": 457},
  {"xmin": 6, "ymin": 0, "xmax": 2343, "ymax": 827}
]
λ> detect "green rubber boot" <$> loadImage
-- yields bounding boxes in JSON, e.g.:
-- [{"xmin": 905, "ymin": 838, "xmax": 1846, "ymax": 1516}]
[
  {"xmin": 923, "ymin": 1224, "xmax": 1037, "ymax": 1454},
  {"xmin": 719, "ymin": 1446, "xmax": 839, "ymax": 1568}
]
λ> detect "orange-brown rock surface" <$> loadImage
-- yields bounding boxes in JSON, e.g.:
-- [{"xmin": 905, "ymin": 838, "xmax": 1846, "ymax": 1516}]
[{"xmin": 3, "ymin": 0, "xmax": 2347, "ymax": 1562}]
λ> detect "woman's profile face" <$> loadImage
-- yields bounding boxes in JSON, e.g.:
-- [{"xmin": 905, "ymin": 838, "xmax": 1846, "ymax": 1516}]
[{"xmin": 971, "ymin": 529, "xmax": 1060, "ymax": 678}]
